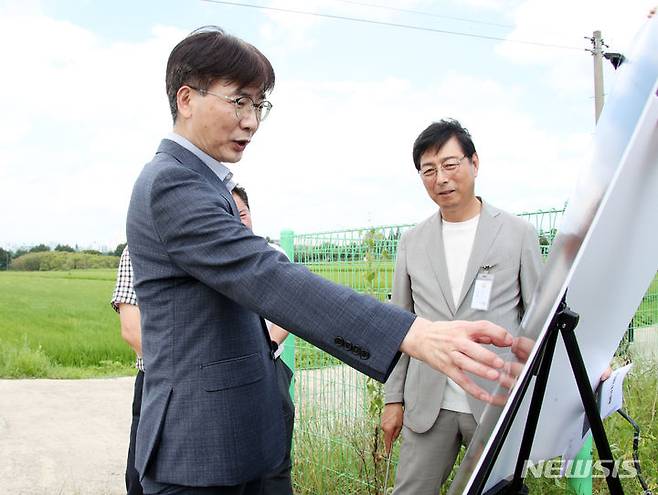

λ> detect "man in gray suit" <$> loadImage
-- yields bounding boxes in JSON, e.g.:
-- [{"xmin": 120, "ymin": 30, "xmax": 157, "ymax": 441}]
[
  {"xmin": 127, "ymin": 28, "xmax": 516, "ymax": 494},
  {"xmin": 382, "ymin": 120, "xmax": 543, "ymax": 494}
]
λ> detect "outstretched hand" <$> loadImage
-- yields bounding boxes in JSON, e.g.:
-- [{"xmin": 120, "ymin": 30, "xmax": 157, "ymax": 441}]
[{"xmin": 400, "ymin": 318, "xmax": 513, "ymax": 404}]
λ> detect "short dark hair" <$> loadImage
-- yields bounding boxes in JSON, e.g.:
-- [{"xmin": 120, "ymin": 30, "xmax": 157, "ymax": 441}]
[
  {"xmin": 165, "ymin": 26, "xmax": 275, "ymax": 122},
  {"xmin": 232, "ymin": 185, "xmax": 250, "ymax": 210},
  {"xmin": 412, "ymin": 119, "xmax": 476, "ymax": 171}
]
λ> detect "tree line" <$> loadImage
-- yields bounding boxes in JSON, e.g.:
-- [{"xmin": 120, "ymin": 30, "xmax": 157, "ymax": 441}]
[{"xmin": 0, "ymin": 243, "xmax": 126, "ymax": 270}]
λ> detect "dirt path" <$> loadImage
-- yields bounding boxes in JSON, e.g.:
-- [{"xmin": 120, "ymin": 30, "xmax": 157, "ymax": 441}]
[{"xmin": 0, "ymin": 377, "xmax": 135, "ymax": 495}]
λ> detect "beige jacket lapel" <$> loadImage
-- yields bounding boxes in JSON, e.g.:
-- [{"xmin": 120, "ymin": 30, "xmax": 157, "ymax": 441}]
[
  {"xmin": 455, "ymin": 200, "xmax": 503, "ymax": 311},
  {"xmin": 425, "ymin": 212, "xmax": 457, "ymax": 316}
]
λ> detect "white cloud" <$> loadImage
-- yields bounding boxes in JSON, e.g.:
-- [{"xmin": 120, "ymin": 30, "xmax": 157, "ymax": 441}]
[
  {"xmin": 0, "ymin": 5, "xmax": 616, "ymax": 247},
  {"xmin": 235, "ymin": 71, "xmax": 588, "ymax": 238},
  {"xmin": 497, "ymin": 0, "xmax": 654, "ymax": 95},
  {"xmin": 0, "ymin": 10, "xmax": 186, "ymax": 248},
  {"xmin": 259, "ymin": 0, "xmax": 430, "ymax": 55},
  {"xmin": 452, "ymin": 0, "xmax": 513, "ymax": 11},
  {"xmin": 258, "ymin": 0, "xmax": 324, "ymax": 52}
]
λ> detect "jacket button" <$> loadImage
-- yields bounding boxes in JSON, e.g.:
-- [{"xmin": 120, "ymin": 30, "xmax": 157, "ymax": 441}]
[
  {"xmin": 334, "ymin": 336, "xmax": 344, "ymax": 347},
  {"xmin": 360, "ymin": 350, "xmax": 370, "ymax": 360},
  {"xmin": 352, "ymin": 345, "xmax": 361, "ymax": 355},
  {"xmin": 344, "ymin": 340, "xmax": 353, "ymax": 351}
]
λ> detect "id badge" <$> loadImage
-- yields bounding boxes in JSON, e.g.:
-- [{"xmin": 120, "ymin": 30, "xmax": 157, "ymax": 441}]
[{"xmin": 471, "ymin": 273, "xmax": 494, "ymax": 311}]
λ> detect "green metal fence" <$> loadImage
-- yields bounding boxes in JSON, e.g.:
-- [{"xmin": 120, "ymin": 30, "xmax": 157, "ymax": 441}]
[
  {"xmin": 516, "ymin": 207, "xmax": 565, "ymax": 258},
  {"xmin": 284, "ymin": 207, "xmax": 658, "ymax": 494}
]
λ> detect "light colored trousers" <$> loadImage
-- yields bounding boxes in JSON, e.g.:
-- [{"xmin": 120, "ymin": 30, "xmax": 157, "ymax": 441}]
[{"xmin": 392, "ymin": 409, "xmax": 477, "ymax": 495}]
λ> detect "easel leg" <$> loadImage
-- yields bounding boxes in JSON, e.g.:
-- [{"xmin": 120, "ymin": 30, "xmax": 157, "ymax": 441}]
[{"xmin": 560, "ymin": 318, "xmax": 624, "ymax": 494}]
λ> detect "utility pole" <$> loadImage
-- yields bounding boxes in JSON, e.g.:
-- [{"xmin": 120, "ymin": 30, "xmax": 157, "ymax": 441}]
[
  {"xmin": 567, "ymin": 29, "xmax": 608, "ymax": 495},
  {"xmin": 591, "ymin": 30, "xmax": 605, "ymax": 123}
]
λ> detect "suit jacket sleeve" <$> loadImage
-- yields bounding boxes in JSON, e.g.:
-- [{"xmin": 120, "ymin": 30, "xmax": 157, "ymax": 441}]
[
  {"xmin": 148, "ymin": 165, "xmax": 415, "ymax": 382},
  {"xmin": 384, "ymin": 232, "xmax": 413, "ymax": 403},
  {"xmin": 520, "ymin": 222, "xmax": 543, "ymax": 312}
]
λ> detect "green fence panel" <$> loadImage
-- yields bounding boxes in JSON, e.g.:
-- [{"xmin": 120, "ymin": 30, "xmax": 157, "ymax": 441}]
[
  {"xmin": 285, "ymin": 207, "xmax": 658, "ymax": 494},
  {"xmin": 291, "ymin": 225, "xmax": 412, "ymax": 494},
  {"xmin": 280, "ymin": 229, "xmax": 296, "ymax": 396}
]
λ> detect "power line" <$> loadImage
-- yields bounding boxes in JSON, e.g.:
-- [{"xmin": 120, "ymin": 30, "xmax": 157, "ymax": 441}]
[
  {"xmin": 201, "ymin": 0, "xmax": 585, "ymax": 52},
  {"xmin": 333, "ymin": 0, "xmax": 514, "ymax": 29}
]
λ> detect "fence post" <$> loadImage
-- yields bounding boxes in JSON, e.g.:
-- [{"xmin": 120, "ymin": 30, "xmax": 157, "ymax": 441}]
[
  {"xmin": 280, "ymin": 229, "xmax": 296, "ymax": 399},
  {"xmin": 567, "ymin": 436, "xmax": 593, "ymax": 495}
]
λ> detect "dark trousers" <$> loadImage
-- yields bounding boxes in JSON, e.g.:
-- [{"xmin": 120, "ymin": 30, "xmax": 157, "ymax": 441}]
[
  {"xmin": 262, "ymin": 359, "xmax": 295, "ymax": 495},
  {"xmin": 127, "ymin": 370, "xmax": 145, "ymax": 495}
]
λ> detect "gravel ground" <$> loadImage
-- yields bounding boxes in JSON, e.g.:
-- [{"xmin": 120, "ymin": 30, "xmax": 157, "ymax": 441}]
[
  {"xmin": 0, "ymin": 377, "xmax": 135, "ymax": 495},
  {"xmin": 0, "ymin": 366, "xmax": 358, "ymax": 495}
]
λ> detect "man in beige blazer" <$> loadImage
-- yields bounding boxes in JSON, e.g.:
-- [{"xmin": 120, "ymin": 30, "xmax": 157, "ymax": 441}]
[{"xmin": 382, "ymin": 119, "xmax": 543, "ymax": 494}]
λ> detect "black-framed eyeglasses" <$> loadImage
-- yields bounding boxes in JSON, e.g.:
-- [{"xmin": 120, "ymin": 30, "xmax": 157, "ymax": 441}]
[
  {"xmin": 188, "ymin": 85, "xmax": 273, "ymax": 122},
  {"xmin": 419, "ymin": 155, "xmax": 469, "ymax": 180}
]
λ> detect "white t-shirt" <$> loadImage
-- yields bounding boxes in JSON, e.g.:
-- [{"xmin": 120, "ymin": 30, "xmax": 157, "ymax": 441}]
[{"xmin": 440, "ymin": 214, "xmax": 480, "ymax": 414}]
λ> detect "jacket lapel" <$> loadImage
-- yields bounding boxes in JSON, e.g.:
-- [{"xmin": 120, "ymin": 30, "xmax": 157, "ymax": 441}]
[
  {"xmin": 425, "ymin": 213, "xmax": 457, "ymax": 316},
  {"xmin": 455, "ymin": 201, "xmax": 503, "ymax": 310},
  {"xmin": 156, "ymin": 139, "xmax": 239, "ymax": 217}
]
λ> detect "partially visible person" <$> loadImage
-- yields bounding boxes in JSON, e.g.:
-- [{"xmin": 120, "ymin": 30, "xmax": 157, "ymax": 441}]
[
  {"xmin": 112, "ymin": 185, "xmax": 295, "ymax": 495},
  {"xmin": 382, "ymin": 119, "xmax": 543, "ymax": 494},
  {"xmin": 231, "ymin": 185, "xmax": 294, "ymax": 495},
  {"xmin": 111, "ymin": 246, "xmax": 143, "ymax": 495}
]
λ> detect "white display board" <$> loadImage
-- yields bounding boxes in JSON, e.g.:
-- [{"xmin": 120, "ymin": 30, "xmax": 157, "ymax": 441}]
[{"xmin": 448, "ymin": 17, "xmax": 658, "ymax": 494}]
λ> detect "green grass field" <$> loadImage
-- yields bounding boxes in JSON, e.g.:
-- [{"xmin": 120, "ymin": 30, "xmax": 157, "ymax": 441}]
[
  {"xmin": 1, "ymin": 267, "xmax": 656, "ymax": 377},
  {"xmin": 0, "ymin": 263, "xmax": 394, "ymax": 379},
  {"xmin": 0, "ymin": 269, "xmax": 135, "ymax": 378},
  {"xmin": 305, "ymin": 261, "xmax": 394, "ymax": 296}
]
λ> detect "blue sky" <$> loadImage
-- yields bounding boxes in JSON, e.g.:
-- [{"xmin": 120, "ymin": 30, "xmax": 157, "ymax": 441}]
[{"xmin": 0, "ymin": 0, "xmax": 653, "ymax": 250}]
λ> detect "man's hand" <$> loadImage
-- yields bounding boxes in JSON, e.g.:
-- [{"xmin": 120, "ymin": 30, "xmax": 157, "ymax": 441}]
[
  {"xmin": 600, "ymin": 366, "xmax": 613, "ymax": 381},
  {"xmin": 400, "ymin": 318, "xmax": 513, "ymax": 404},
  {"xmin": 511, "ymin": 336, "xmax": 535, "ymax": 363},
  {"xmin": 381, "ymin": 403, "xmax": 404, "ymax": 454}
]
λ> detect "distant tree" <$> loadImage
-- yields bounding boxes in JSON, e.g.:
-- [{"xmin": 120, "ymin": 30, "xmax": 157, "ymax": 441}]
[
  {"xmin": 12, "ymin": 248, "xmax": 28, "ymax": 258},
  {"xmin": 113, "ymin": 242, "xmax": 127, "ymax": 257},
  {"xmin": 81, "ymin": 249, "xmax": 102, "ymax": 256},
  {"xmin": 11, "ymin": 251, "xmax": 119, "ymax": 271},
  {"xmin": 29, "ymin": 244, "xmax": 51, "ymax": 253},
  {"xmin": 0, "ymin": 248, "xmax": 10, "ymax": 270},
  {"xmin": 54, "ymin": 244, "xmax": 75, "ymax": 252}
]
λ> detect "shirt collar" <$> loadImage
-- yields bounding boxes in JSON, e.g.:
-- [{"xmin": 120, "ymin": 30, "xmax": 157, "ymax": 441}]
[{"xmin": 166, "ymin": 132, "xmax": 236, "ymax": 191}]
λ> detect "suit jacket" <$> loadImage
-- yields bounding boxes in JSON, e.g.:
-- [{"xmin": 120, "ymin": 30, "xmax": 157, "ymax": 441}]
[
  {"xmin": 126, "ymin": 139, "xmax": 415, "ymax": 486},
  {"xmin": 384, "ymin": 201, "xmax": 542, "ymax": 433}
]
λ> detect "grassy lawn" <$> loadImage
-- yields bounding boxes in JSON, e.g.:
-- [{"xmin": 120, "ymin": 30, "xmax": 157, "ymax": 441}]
[
  {"xmin": 305, "ymin": 261, "xmax": 394, "ymax": 299},
  {"xmin": 0, "ymin": 264, "xmax": 393, "ymax": 379},
  {"xmin": 1, "ymin": 268, "xmax": 656, "ymax": 378},
  {"xmin": 0, "ymin": 269, "xmax": 135, "ymax": 378}
]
